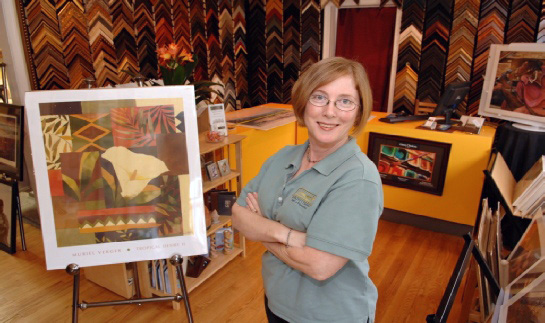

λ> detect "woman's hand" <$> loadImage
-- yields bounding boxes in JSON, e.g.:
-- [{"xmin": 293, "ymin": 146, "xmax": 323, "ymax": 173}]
[{"xmin": 245, "ymin": 192, "xmax": 263, "ymax": 217}]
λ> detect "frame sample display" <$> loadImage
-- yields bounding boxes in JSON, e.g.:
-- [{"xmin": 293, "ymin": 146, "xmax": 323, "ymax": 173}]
[
  {"xmin": 0, "ymin": 103, "xmax": 24, "ymax": 180},
  {"xmin": 368, "ymin": 133, "xmax": 451, "ymax": 196},
  {"xmin": 26, "ymin": 86, "xmax": 207, "ymax": 269},
  {"xmin": 0, "ymin": 180, "xmax": 15, "ymax": 254}
]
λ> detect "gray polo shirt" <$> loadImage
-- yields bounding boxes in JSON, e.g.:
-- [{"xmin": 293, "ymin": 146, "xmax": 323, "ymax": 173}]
[{"xmin": 237, "ymin": 138, "xmax": 383, "ymax": 323}]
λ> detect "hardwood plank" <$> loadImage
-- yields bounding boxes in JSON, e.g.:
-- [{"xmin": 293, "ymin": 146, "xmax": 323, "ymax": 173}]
[{"xmin": 1, "ymin": 219, "xmax": 465, "ymax": 322}]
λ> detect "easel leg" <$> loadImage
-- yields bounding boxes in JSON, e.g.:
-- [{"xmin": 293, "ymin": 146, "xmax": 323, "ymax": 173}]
[
  {"xmin": 66, "ymin": 264, "xmax": 81, "ymax": 323},
  {"xmin": 131, "ymin": 262, "xmax": 141, "ymax": 298},
  {"xmin": 15, "ymin": 187, "xmax": 26, "ymax": 251},
  {"xmin": 170, "ymin": 255, "xmax": 193, "ymax": 323}
]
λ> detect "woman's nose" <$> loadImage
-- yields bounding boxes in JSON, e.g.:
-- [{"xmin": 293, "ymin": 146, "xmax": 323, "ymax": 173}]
[{"xmin": 322, "ymin": 100, "xmax": 337, "ymax": 117}]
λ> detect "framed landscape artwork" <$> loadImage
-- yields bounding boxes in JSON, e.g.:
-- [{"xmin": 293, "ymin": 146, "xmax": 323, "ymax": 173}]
[
  {"xmin": 25, "ymin": 86, "xmax": 207, "ymax": 269},
  {"xmin": 0, "ymin": 179, "xmax": 16, "ymax": 254},
  {"xmin": 368, "ymin": 133, "xmax": 451, "ymax": 196},
  {"xmin": 0, "ymin": 103, "xmax": 24, "ymax": 180}
]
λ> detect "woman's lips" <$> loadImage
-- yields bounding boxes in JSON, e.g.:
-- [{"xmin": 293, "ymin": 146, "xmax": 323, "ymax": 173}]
[{"xmin": 317, "ymin": 122, "xmax": 337, "ymax": 130}]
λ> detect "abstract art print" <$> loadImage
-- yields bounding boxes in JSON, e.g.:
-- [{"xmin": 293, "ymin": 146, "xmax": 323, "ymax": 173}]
[
  {"xmin": 0, "ymin": 179, "xmax": 15, "ymax": 254},
  {"xmin": 26, "ymin": 86, "xmax": 207, "ymax": 269},
  {"xmin": 0, "ymin": 103, "xmax": 24, "ymax": 180},
  {"xmin": 368, "ymin": 133, "xmax": 451, "ymax": 195}
]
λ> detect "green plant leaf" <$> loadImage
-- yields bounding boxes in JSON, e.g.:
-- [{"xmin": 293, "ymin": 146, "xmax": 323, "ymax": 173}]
[
  {"xmin": 160, "ymin": 66, "xmax": 173, "ymax": 85},
  {"xmin": 172, "ymin": 66, "xmax": 185, "ymax": 85}
]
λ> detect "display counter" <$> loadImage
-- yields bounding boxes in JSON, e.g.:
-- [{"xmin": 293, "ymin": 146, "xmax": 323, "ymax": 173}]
[{"xmin": 360, "ymin": 112, "xmax": 496, "ymax": 226}]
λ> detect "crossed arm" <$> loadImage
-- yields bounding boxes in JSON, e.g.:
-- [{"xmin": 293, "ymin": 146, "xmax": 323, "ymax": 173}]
[{"xmin": 232, "ymin": 192, "xmax": 348, "ymax": 281}]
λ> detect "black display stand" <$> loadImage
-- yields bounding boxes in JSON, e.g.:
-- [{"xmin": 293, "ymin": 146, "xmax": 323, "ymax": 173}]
[
  {"xmin": 1, "ymin": 176, "xmax": 26, "ymax": 252},
  {"xmin": 13, "ymin": 180, "xmax": 26, "ymax": 251},
  {"xmin": 426, "ymin": 234, "xmax": 500, "ymax": 323},
  {"xmin": 66, "ymin": 255, "xmax": 193, "ymax": 323},
  {"xmin": 493, "ymin": 123, "xmax": 545, "ymax": 181}
]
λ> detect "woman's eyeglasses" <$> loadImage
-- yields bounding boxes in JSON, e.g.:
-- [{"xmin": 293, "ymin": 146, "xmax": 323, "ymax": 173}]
[{"xmin": 308, "ymin": 94, "xmax": 359, "ymax": 111}]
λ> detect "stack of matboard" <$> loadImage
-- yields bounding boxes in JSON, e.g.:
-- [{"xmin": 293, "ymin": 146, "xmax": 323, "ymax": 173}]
[
  {"xmin": 512, "ymin": 156, "xmax": 545, "ymax": 217},
  {"xmin": 488, "ymin": 153, "xmax": 545, "ymax": 219}
]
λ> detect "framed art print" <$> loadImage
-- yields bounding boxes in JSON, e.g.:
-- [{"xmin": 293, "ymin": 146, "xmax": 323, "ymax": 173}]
[
  {"xmin": 25, "ymin": 86, "xmax": 207, "ymax": 270},
  {"xmin": 478, "ymin": 43, "xmax": 545, "ymax": 129},
  {"xmin": 0, "ymin": 103, "xmax": 24, "ymax": 180},
  {"xmin": 217, "ymin": 159, "xmax": 231, "ymax": 177},
  {"xmin": 0, "ymin": 179, "xmax": 16, "ymax": 254},
  {"xmin": 368, "ymin": 133, "xmax": 452, "ymax": 196}
]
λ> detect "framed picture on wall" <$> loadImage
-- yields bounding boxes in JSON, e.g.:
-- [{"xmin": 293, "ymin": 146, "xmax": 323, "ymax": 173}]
[
  {"xmin": 25, "ymin": 86, "xmax": 208, "ymax": 270},
  {"xmin": 0, "ymin": 103, "xmax": 24, "ymax": 180},
  {"xmin": 0, "ymin": 179, "xmax": 16, "ymax": 254},
  {"xmin": 368, "ymin": 133, "xmax": 451, "ymax": 196}
]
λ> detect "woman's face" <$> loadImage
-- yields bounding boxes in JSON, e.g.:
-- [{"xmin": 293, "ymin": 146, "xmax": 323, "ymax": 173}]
[{"xmin": 304, "ymin": 75, "xmax": 359, "ymax": 149}]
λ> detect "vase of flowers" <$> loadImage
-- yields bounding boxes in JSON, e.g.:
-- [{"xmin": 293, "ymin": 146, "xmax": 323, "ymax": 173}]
[
  {"xmin": 124, "ymin": 43, "xmax": 222, "ymax": 109},
  {"xmin": 157, "ymin": 43, "xmax": 222, "ymax": 108}
]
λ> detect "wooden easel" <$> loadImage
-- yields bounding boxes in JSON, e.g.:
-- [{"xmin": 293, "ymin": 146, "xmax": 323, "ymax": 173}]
[{"xmin": 66, "ymin": 255, "xmax": 193, "ymax": 323}]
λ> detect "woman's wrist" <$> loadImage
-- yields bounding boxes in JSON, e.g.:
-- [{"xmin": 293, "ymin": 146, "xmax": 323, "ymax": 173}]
[{"xmin": 285, "ymin": 229, "xmax": 293, "ymax": 247}]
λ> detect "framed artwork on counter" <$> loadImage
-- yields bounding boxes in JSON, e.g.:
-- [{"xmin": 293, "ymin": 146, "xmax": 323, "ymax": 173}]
[{"xmin": 368, "ymin": 132, "xmax": 451, "ymax": 196}]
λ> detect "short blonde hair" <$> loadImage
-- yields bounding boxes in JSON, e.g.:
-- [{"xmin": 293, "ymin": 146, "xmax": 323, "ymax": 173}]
[{"xmin": 291, "ymin": 57, "xmax": 372, "ymax": 137}]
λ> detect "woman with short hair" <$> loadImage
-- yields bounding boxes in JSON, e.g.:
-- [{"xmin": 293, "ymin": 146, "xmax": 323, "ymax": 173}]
[{"xmin": 232, "ymin": 57, "xmax": 383, "ymax": 323}]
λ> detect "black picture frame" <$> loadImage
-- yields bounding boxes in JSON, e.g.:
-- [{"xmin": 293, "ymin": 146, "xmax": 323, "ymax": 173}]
[
  {"xmin": 0, "ymin": 179, "xmax": 16, "ymax": 254},
  {"xmin": 0, "ymin": 103, "xmax": 24, "ymax": 180},
  {"xmin": 368, "ymin": 132, "xmax": 451, "ymax": 196}
]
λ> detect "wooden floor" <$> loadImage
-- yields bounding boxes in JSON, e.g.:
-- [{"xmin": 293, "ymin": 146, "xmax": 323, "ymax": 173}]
[{"xmin": 1, "ymin": 220, "xmax": 466, "ymax": 322}]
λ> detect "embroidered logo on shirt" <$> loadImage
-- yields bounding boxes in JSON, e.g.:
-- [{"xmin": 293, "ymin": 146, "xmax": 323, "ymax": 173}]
[{"xmin": 291, "ymin": 188, "xmax": 317, "ymax": 209}]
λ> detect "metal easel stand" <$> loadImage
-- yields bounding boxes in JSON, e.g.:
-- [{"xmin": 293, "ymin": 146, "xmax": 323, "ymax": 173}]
[
  {"xmin": 66, "ymin": 255, "xmax": 193, "ymax": 323},
  {"xmin": 14, "ymin": 181, "xmax": 26, "ymax": 251},
  {"xmin": 3, "ymin": 174, "xmax": 26, "ymax": 252}
]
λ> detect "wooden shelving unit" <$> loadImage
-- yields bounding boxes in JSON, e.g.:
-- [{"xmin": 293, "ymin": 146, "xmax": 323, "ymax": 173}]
[
  {"xmin": 186, "ymin": 216, "xmax": 243, "ymax": 292},
  {"xmin": 184, "ymin": 134, "xmax": 247, "ymax": 291}
]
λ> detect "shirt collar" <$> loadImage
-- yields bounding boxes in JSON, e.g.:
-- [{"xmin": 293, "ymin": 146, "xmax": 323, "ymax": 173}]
[
  {"xmin": 286, "ymin": 138, "xmax": 359, "ymax": 176},
  {"xmin": 286, "ymin": 141, "xmax": 309, "ymax": 171}
]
